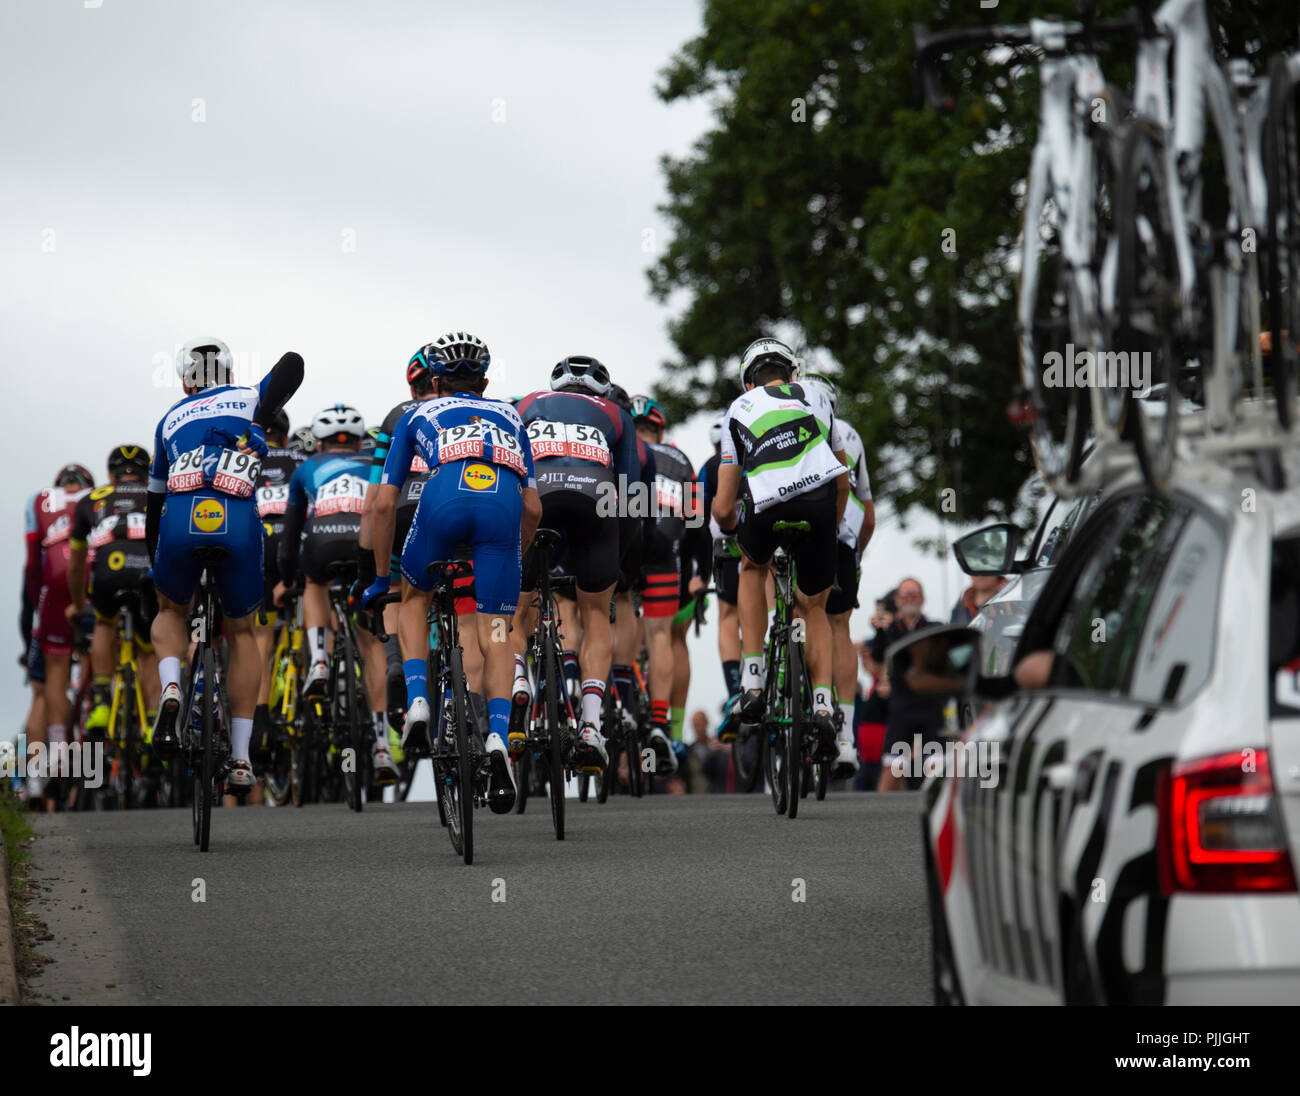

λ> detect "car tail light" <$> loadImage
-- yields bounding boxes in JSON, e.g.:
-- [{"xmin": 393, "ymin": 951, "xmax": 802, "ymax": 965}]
[{"xmin": 1158, "ymin": 749, "xmax": 1298, "ymax": 894}]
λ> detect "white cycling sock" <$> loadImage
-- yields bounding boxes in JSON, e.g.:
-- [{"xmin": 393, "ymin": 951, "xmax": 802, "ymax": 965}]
[
  {"xmin": 580, "ymin": 679, "xmax": 605, "ymax": 726},
  {"xmin": 812, "ymin": 685, "xmax": 833, "ymax": 713},
  {"xmin": 231, "ymin": 717, "xmax": 253, "ymax": 763},
  {"xmin": 159, "ymin": 656, "xmax": 182, "ymax": 693},
  {"xmin": 742, "ymin": 654, "xmax": 765, "ymax": 692},
  {"xmin": 838, "ymin": 702, "xmax": 855, "ymax": 743},
  {"xmin": 372, "ymin": 711, "xmax": 387, "ymax": 748},
  {"xmin": 513, "ymin": 653, "xmax": 529, "ymax": 691},
  {"xmin": 309, "ymin": 628, "xmax": 328, "ymax": 665}
]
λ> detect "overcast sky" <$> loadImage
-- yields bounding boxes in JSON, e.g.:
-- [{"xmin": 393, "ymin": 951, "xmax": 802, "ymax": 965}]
[{"xmin": 3, "ymin": 0, "xmax": 976, "ymax": 740}]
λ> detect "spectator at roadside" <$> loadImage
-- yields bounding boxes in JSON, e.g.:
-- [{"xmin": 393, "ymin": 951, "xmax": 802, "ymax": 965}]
[
  {"xmin": 949, "ymin": 574, "xmax": 1008, "ymax": 625},
  {"xmin": 688, "ymin": 709, "xmax": 731, "ymax": 794},
  {"xmin": 872, "ymin": 577, "xmax": 945, "ymax": 792}
]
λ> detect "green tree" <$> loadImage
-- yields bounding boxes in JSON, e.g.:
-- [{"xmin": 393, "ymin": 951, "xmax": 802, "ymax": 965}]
[{"xmin": 650, "ymin": 0, "xmax": 1290, "ymax": 531}]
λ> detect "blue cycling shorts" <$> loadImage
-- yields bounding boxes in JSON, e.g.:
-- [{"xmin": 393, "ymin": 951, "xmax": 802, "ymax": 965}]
[
  {"xmin": 400, "ymin": 461, "xmax": 523, "ymax": 615},
  {"xmin": 153, "ymin": 493, "xmax": 265, "ymax": 619}
]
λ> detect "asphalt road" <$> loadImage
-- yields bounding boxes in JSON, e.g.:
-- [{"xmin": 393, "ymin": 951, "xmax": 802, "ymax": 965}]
[{"xmin": 25, "ymin": 790, "xmax": 933, "ymax": 1005}]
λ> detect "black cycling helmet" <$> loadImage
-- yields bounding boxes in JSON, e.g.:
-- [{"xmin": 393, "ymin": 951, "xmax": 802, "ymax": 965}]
[
  {"xmin": 54, "ymin": 463, "xmax": 94, "ymax": 490},
  {"xmin": 107, "ymin": 445, "xmax": 150, "ymax": 478},
  {"xmin": 266, "ymin": 409, "xmax": 291, "ymax": 440},
  {"xmin": 608, "ymin": 384, "xmax": 632, "ymax": 412}
]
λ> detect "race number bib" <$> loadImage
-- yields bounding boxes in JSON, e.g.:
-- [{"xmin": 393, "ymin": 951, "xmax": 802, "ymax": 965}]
[
  {"xmin": 654, "ymin": 475, "xmax": 684, "ymax": 517},
  {"xmin": 314, "ymin": 474, "xmax": 367, "ymax": 517},
  {"xmin": 167, "ymin": 447, "xmax": 206, "ymax": 493},
  {"xmin": 527, "ymin": 421, "xmax": 610, "ymax": 467},
  {"xmin": 256, "ymin": 485, "xmax": 290, "ymax": 517},
  {"xmin": 438, "ymin": 422, "xmax": 527, "ymax": 476},
  {"xmin": 211, "ymin": 449, "xmax": 262, "ymax": 499}
]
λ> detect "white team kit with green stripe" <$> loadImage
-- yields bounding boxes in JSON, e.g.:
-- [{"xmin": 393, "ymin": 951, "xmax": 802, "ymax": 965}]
[
  {"xmin": 719, "ymin": 381, "xmax": 847, "ymax": 512},
  {"xmin": 835, "ymin": 420, "xmax": 872, "ymax": 550}
]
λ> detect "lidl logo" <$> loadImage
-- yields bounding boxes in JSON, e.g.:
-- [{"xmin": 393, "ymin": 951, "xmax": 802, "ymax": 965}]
[
  {"xmin": 190, "ymin": 498, "xmax": 227, "ymax": 534},
  {"xmin": 460, "ymin": 462, "xmax": 498, "ymax": 493}
]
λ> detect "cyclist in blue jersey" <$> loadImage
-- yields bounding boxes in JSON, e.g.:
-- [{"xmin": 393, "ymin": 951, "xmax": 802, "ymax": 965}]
[
  {"xmin": 277, "ymin": 404, "xmax": 399, "ymax": 785},
  {"xmin": 512, "ymin": 357, "xmax": 641, "ymax": 771},
  {"xmin": 363, "ymin": 332, "xmax": 541, "ymax": 815},
  {"xmin": 146, "ymin": 339, "xmax": 304, "ymax": 788}
]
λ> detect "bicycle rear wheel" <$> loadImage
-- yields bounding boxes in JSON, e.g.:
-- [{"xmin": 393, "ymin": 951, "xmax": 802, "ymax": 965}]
[
  {"xmin": 544, "ymin": 641, "xmax": 565, "ymax": 841},
  {"xmin": 450, "ymin": 648, "xmax": 474, "ymax": 865},
  {"xmin": 341, "ymin": 638, "xmax": 364, "ymax": 813},
  {"xmin": 786, "ymin": 641, "xmax": 807, "ymax": 820},
  {"xmin": 1266, "ymin": 55, "xmax": 1300, "ymax": 429},
  {"xmin": 815, "ymin": 761, "xmax": 829, "ymax": 801},
  {"xmin": 733, "ymin": 724, "xmax": 762, "ymax": 793},
  {"xmin": 117, "ymin": 671, "xmax": 136, "ymax": 811},
  {"xmin": 196, "ymin": 646, "xmax": 215, "ymax": 852},
  {"xmin": 1114, "ymin": 120, "xmax": 1179, "ymax": 492}
]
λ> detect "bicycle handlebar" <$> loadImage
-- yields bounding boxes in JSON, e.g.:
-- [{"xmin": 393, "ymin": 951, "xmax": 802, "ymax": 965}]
[
  {"xmin": 359, "ymin": 591, "xmax": 402, "ymax": 642},
  {"xmin": 913, "ymin": 16, "xmax": 1139, "ymax": 112}
]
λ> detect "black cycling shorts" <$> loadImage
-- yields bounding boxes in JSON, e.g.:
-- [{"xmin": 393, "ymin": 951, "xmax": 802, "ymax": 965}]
[
  {"xmin": 90, "ymin": 570, "xmax": 155, "ymax": 648},
  {"xmin": 736, "ymin": 483, "xmax": 838, "ymax": 596},
  {"xmin": 301, "ymin": 517, "xmax": 362, "ymax": 586},
  {"xmin": 714, "ymin": 554, "xmax": 739, "ymax": 606},
  {"xmin": 825, "ymin": 541, "xmax": 861, "ymax": 615},
  {"xmin": 522, "ymin": 491, "xmax": 619, "ymax": 594},
  {"xmin": 617, "ymin": 524, "xmax": 644, "ymax": 594}
]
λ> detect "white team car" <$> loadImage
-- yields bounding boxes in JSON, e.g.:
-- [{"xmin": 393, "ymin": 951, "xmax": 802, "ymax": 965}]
[{"xmin": 893, "ymin": 446, "xmax": 1300, "ymax": 1004}]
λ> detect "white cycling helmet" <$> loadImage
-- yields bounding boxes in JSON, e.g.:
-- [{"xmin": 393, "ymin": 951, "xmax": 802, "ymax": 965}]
[
  {"xmin": 176, "ymin": 337, "xmax": 233, "ymax": 387},
  {"xmin": 740, "ymin": 337, "xmax": 798, "ymax": 386},
  {"xmin": 310, "ymin": 403, "xmax": 366, "ymax": 444},
  {"xmin": 709, "ymin": 414, "xmax": 724, "ymax": 447},
  {"xmin": 550, "ymin": 355, "xmax": 612, "ymax": 397},
  {"xmin": 800, "ymin": 371, "xmax": 839, "ymax": 413}
]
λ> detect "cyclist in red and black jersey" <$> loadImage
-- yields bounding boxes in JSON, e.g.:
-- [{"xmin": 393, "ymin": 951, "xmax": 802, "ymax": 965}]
[
  {"xmin": 23, "ymin": 463, "xmax": 95, "ymax": 807},
  {"xmin": 630, "ymin": 395, "xmax": 697, "ymax": 772},
  {"xmin": 512, "ymin": 356, "xmax": 641, "ymax": 769}
]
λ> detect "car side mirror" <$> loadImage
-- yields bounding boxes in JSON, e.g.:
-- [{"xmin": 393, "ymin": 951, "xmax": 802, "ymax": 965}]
[
  {"xmin": 953, "ymin": 522, "xmax": 1021, "ymax": 576},
  {"xmin": 886, "ymin": 624, "xmax": 980, "ymax": 698}
]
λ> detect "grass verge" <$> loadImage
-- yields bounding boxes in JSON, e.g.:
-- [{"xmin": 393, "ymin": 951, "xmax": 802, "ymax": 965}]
[{"xmin": 0, "ymin": 787, "xmax": 52, "ymax": 999}]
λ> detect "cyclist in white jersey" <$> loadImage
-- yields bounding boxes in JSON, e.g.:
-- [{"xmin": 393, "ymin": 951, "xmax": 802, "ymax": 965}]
[
  {"xmin": 801, "ymin": 373, "xmax": 876, "ymax": 776},
  {"xmin": 711, "ymin": 337, "xmax": 849, "ymax": 746}
]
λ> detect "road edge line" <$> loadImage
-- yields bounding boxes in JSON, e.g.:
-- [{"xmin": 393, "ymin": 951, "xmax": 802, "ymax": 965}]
[{"xmin": 0, "ymin": 815, "xmax": 20, "ymax": 1005}]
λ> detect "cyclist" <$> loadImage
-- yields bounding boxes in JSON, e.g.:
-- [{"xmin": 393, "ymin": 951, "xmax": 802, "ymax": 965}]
[
  {"xmin": 630, "ymin": 394, "xmax": 695, "ymax": 771},
  {"xmin": 66, "ymin": 446, "xmax": 159, "ymax": 750},
  {"xmin": 363, "ymin": 331, "xmax": 540, "ymax": 815},
  {"xmin": 800, "ymin": 373, "xmax": 876, "ymax": 777},
  {"xmin": 277, "ymin": 404, "xmax": 399, "ymax": 785},
  {"xmin": 697, "ymin": 415, "xmax": 743, "ymax": 736},
  {"xmin": 357, "ymin": 350, "xmax": 482, "ymax": 737},
  {"xmin": 512, "ymin": 357, "xmax": 640, "ymax": 771},
  {"xmin": 146, "ymin": 338, "xmax": 304, "ymax": 791},
  {"xmin": 711, "ymin": 337, "xmax": 849, "ymax": 748},
  {"xmin": 250, "ymin": 410, "xmax": 303, "ymax": 763},
  {"xmin": 23, "ymin": 463, "xmax": 96, "ymax": 807}
]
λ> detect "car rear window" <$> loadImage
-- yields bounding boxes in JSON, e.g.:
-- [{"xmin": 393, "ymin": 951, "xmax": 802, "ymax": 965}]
[{"xmin": 1271, "ymin": 534, "xmax": 1300, "ymax": 717}]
